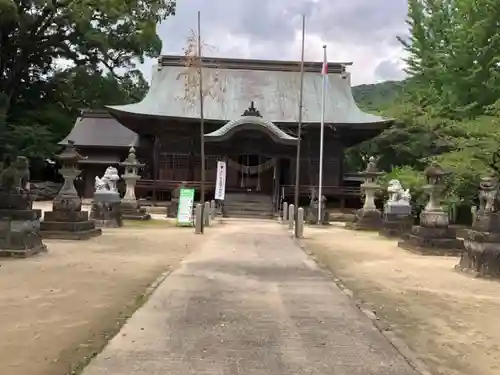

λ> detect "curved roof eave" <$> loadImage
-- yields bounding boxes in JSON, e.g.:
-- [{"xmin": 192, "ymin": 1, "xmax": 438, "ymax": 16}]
[
  {"xmin": 106, "ymin": 105, "xmax": 392, "ymax": 128},
  {"xmin": 205, "ymin": 116, "xmax": 298, "ymax": 145}
]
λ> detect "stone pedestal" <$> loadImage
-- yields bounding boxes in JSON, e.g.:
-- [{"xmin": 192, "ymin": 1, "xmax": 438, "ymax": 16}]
[
  {"xmin": 456, "ymin": 212, "xmax": 500, "ymax": 277},
  {"xmin": 380, "ymin": 204, "xmax": 412, "ymax": 238},
  {"xmin": 41, "ymin": 202, "xmax": 102, "ymax": 240},
  {"xmin": 0, "ymin": 209, "xmax": 47, "ymax": 257},
  {"xmin": 121, "ymin": 201, "xmax": 150, "ymax": 220},
  {"xmin": 347, "ymin": 208, "xmax": 382, "ymax": 230},
  {"xmin": 120, "ymin": 147, "xmax": 150, "ymax": 221},
  {"xmin": 40, "ymin": 142, "xmax": 101, "ymax": 240},
  {"xmin": 306, "ymin": 198, "xmax": 329, "ymax": 225},
  {"xmin": 398, "ymin": 211, "xmax": 463, "ymax": 255},
  {"xmin": 90, "ymin": 191, "xmax": 123, "ymax": 228},
  {"xmin": 380, "ymin": 212, "xmax": 413, "ymax": 238}
]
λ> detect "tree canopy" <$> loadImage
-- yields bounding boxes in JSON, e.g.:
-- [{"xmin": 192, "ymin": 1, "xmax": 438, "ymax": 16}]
[
  {"xmin": 350, "ymin": 0, "xmax": 500, "ymax": 216},
  {"xmin": 0, "ymin": 0, "xmax": 175, "ymax": 159}
]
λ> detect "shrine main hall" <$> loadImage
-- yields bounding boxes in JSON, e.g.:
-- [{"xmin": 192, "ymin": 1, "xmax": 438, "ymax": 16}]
[{"xmin": 61, "ymin": 55, "xmax": 391, "ymax": 212}]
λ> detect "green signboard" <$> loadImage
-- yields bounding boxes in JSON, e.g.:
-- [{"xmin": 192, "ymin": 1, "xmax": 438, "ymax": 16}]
[{"xmin": 176, "ymin": 188, "xmax": 195, "ymax": 226}]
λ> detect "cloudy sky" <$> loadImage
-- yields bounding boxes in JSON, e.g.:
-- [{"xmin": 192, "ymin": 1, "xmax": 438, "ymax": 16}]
[{"xmin": 139, "ymin": 0, "xmax": 409, "ymax": 86}]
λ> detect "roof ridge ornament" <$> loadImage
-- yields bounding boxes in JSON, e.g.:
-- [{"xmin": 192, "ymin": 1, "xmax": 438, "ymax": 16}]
[{"xmin": 242, "ymin": 101, "xmax": 261, "ymax": 117}]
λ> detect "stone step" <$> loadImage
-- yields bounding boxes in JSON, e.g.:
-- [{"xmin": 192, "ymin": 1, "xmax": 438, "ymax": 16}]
[
  {"xmin": 224, "ymin": 211, "xmax": 275, "ymax": 219},
  {"xmin": 225, "ymin": 194, "xmax": 272, "ymax": 203},
  {"xmin": 224, "ymin": 203, "xmax": 273, "ymax": 211}
]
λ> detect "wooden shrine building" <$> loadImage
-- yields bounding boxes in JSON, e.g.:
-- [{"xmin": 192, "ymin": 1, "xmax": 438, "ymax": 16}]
[{"xmin": 61, "ymin": 55, "xmax": 391, "ymax": 210}]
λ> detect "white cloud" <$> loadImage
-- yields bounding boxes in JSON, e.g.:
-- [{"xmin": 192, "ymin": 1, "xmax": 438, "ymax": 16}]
[{"xmin": 138, "ymin": 0, "xmax": 409, "ymax": 86}]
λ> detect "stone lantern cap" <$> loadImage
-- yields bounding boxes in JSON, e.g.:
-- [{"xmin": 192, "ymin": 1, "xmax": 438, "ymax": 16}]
[
  {"xmin": 424, "ymin": 162, "xmax": 448, "ymax": 178},
  {"xmin": 56, "ymin": 140, "xmax": 86, "ymax": 163},
  {"xmin": 360, "ymin": 156, "xmax": 383, "ymax": 178},
  {"xmin": 120, "ymin": 146, "xmax": 144, "ymax": 168}
]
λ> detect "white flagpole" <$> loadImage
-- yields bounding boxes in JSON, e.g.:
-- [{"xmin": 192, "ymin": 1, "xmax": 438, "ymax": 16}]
[{"xmin": 318, "ymin": 45, "xmax": 327, "ymax": 224}]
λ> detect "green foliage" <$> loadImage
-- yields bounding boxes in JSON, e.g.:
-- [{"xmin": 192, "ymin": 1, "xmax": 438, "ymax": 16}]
[
  {"xmin": 352, "ymin": 80, "xmax": 407, "ymax": 112},
  {"xmin": 0, "ymin": 0, "xmax": 166, "ymax": 160},
  {"xmin": 400, "ymin": 0, "xmax": 500, "ymax": 118},
  {"xmin": 347, "ymin": 0, "xmax": 500, "ymax": 220}
]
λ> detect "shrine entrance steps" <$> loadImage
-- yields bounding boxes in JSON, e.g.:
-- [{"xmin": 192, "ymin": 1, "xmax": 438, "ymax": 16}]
[{"xmin": 224, "ymin": 192, "xmax": 274, "ymax": 219}]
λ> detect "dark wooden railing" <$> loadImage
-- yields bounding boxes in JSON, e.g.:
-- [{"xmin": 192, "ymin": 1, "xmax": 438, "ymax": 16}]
[
  {"xmin": 137, "ymin": 180, "xmax": 216, "ymax": 191},
  {"xmin": 280, "ymin": 185, "xmax": 361, "ymax": 196},
  {"xmin": 137, "ymin": 180, "xmax": 360, "ymax": 197}
]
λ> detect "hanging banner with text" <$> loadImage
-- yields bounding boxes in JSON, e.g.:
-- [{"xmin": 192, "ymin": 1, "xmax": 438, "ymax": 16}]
[
  {"xmin": 176, "ymin": 188, "xmax": 195, "ymax": 226},
  {"xmin": 214, "ymin": 161, "xmax": 227, "ymax": 200}
]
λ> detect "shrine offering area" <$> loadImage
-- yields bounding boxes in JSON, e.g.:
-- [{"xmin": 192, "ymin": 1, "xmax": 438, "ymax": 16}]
[
  {"xmin": 0, "ymin": 224, "xmax": 206, "ymax": 375},
  {"xmin": 304, "ymin": 225, "xmax": 500, "ymax": 375}
]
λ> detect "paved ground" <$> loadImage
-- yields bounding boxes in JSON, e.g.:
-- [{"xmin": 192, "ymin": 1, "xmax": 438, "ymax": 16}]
[{"xmin": 81, "ymin": 221, "xmax": 418, "ymax": 375}]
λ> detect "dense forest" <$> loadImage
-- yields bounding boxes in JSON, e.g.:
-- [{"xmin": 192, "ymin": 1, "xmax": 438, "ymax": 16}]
[{"xmin": 1, "ymin": 0, "xmax": 499, "ymax": 213}]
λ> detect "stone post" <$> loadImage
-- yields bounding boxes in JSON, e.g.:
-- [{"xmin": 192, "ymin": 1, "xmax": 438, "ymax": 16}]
[
  {"xmin": 210, "ymin": 200, "xmax": 216, "ymax": 219},
  {"xmin": 119, "ymin": 146, "xmax": 150, "ymax": 220},
  {"xmin": 398, "ymin": 162, "xmax": 463, "ymax": 255},
  {"xmin": 283, "ymin": 202, "xmax": 288, "ymax": 222},
  {"xmin": 288, "ymin": 204, "xmax": 294, "ymax": 230},
  {"xmin": 195, "ymin": 204, "xmax": 203, "ymax": 234},
  {"xmin": 297, "ymin": 207, "xmax": 305, "ymax": 238},
  {"xmin": 204, "ymin": 201, "xmax": 211, "ymax": 227}
]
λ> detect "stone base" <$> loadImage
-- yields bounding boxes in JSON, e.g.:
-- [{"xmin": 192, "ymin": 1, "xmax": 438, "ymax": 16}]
[
  {"xmin": 40, "ymin": 209, "xmax": 102, "ymax": 240},
  {"xmin": 121, "ymin": 202, "xmax": 151, "ymax": 221},
  {"xmin": 90, "ymin": 201, "xmax": 123, "ymax": 228},
  {"xmin": 455, "ymin": 229, "xmax": 500, "ymax": 278},
  {"xmin": 167, "ymin": 199, "xmax": 179, "ymax": 218},
  {"xmin": 398, "ymin": 225, "xmax": 463, "ymax": 256},
  {"xmin": 0, "ymin": 209, "xmax": 48, "ymax": 258},
  {"xmin": 41, "ymin": 228, "xmax": 102, "ymax": 240},
  {"xmin": 379, "ymin": 213, "xmax": 413, "ymax": 238},
  {"xmin": 346, "ymin": 208, "xmax": 382, "ymax": 231}
]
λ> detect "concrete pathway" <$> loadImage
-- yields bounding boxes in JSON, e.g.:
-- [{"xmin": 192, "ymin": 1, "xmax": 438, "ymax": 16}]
[{"xmin": 81, "ymin": 221, "xmax": 418, "ymax": 375}]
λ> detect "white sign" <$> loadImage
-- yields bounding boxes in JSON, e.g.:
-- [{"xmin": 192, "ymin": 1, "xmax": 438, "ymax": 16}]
[{"xmin": 214, "ymin": 161, "xmax": 227, "ymax": 200}]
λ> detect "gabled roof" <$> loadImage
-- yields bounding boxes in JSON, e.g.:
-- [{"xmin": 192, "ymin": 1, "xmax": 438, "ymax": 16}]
[
  {"xmin": 107, "ymin": 55, "xmax": 390, "ymax": 125},
  {"xmin": 59, "ymin": 109, "xmax": 139, "ymax": 147},
  {"xmin": 205, "ymin": 115, "xmax": 297, "ymax": 145}
]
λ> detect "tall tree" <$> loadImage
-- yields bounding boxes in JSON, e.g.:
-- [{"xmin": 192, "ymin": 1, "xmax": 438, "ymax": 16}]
[
  {"xmin": 0, "ymin": 0, "xmax": 175, "ymax": 118},
  {"xmin": 400, "ymin": 0, "xmax": 500, "ymax": 117}
]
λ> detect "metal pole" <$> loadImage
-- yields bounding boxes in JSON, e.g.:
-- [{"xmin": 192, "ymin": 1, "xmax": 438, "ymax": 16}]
[
  {"xmin": 318, "ymin": 45, "xmax": 327, "ymax": 224},
  {"xmin": 294, "ymin": 14, "xmax": 306, "ymax": 238},
  {"xmin": 152, "ymin": 135, "xmax": 158, "ymax": 206},
  {"xmin": 197, "ymin": 10, "xmax": 205, "ymax": 233}
]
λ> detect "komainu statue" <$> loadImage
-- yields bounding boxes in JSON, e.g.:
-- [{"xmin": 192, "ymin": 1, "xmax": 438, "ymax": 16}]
[{"xmin": 457, "ymin": 167, "xmax": 500, "ymax": 277}]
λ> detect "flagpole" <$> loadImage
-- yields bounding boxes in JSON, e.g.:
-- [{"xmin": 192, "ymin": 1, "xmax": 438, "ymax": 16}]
[
  {"xmin": 197, "ymin": 10, "xmax": 205, "ymax": 233},
  {"xmin": 293, "ymin": 14, "xmax": 306, "ymax": 238},
  {"xmin": 318, "ymin": 45, "xmax": 327, "ymax": 224}
]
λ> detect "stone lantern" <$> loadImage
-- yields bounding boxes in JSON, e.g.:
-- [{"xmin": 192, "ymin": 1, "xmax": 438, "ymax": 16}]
[
  {"xmin": 419, "ymin": 163, "xmax": 448, "ymax": 227},
  {"xmin": 347, "ymin": 156, "xmax": 383, "ymax": 230},
  {"xmin": 119, "ymin": 147, "xmax": 150, "ymax": 220},
  {"xmin": 40, "ymin": 140, "xmax": 102, "ymax": 239},
  {"xmin": 53, "ymin": 140, "xmax": 85, "ymax": 211},
  {"xmin": 398, "ymin": 162, "xmax": 462, "ymax": 255}
]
